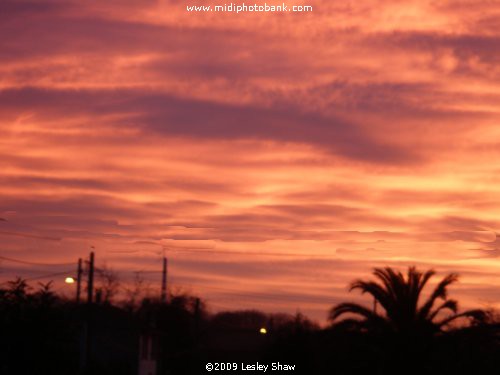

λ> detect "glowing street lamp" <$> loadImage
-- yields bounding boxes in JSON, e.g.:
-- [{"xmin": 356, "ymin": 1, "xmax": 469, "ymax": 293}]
[
  {"xmin": 65, "ymin": 277, "xmax": 75, "ymax": 284},
  {"xmin": 259, "ymin": 327, "xmax": 267, "ymax": 335}
]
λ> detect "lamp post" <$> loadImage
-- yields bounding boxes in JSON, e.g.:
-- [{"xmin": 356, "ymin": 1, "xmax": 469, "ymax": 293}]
[{"xmin": 64, "ymin": 258, "xmax": 83, "ymax": 303}]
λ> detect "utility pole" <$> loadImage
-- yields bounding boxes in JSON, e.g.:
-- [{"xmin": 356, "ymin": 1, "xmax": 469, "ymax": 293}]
[
  {"xmin": 161, "ymin": 257, "xmax": 167, "ymax": 303},
  {"xmin": 194, "ymin": 297, "xmax": 201, "ymax": 338},
  {"xmin": 76, "ymin": 258, "xmax": 83, "ymax": 303},
  {"xmin": 82, "ymin": 250, "xmax": 95, "ymax": 373},
  {"xmin": 87, "ymin": 251, "xmax": 95, "ymax": 304}
]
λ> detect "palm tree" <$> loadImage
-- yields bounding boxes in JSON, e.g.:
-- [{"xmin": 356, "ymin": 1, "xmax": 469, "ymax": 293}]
[{"xmin": 329, "ymin": 266, "xmax": 486, "ymax": 336}]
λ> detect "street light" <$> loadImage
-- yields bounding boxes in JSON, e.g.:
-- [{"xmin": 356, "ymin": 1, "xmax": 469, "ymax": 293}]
[
  {"xmin": 65, "ymin": 277, "xmax": 75, "ymax": 284},
  {"xmin": 259, "ymin": 327, "xmax": 267, "ymax": 335}
]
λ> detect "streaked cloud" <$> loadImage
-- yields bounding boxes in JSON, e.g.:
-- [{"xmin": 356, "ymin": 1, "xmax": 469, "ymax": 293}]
[{"xmin": 1, "ymin": 0, "xmax": 500, "ymax": 322}]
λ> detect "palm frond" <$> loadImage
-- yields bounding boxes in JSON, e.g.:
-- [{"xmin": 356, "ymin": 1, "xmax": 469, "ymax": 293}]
[
  {"xmin": 437, "ymin": 309, "xmax": 487, "ymax": 328},
  {"xmin": 350, "ymin": 281, "xmax": 393, "ymax": 314},
  {"xmin": 329, "ymin": 302, "xmax": 382, "ymax": 322},
  {"xmin": 418, "ymin": 273, "xmax": 458, "ymax": 320},
  {"xmin": 418, "ymin": 269, "xmax": 436, "ymax": 294},
  {"xmin": 428, "ymin": 299, "xmax": 458, "ymax": 321},
  {"xmin": 330, "ymin": 318, "xmax": 367, "ymax": 331}
]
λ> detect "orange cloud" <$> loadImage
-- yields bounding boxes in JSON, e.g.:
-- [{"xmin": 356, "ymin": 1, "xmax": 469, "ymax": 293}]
[{"xmin": 1, "ymin": 0, "xmax": 500, "ymax": 322}]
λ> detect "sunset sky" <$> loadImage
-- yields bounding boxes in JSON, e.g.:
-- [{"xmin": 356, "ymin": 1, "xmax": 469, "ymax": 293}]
[{"xmin": 1, "ymin": 0, "xmax": 500, "ymax": 322}]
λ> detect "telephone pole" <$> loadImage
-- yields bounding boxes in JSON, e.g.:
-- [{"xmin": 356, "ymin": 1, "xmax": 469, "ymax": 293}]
[
  {"xmin": 87, "ymin": 251, "xmax": 95, "ymax": 304},
  {"xmin": 194, "ymin": 297, "xmax": 201, "ymax": 338},
  {"xmin": 161, "ymin": 257, "xmax": 167, "ymax": 303},
  {"xmin": 82, "ymin": 251, "xmax": 95, "ymax": 373},
  {"xmin": 76, "ymin": 258, "xmax": 83, "ymax": 303}
]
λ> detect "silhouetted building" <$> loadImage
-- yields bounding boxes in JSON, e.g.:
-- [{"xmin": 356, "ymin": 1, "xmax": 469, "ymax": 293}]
[{"xmin": 138, "ymin": 330, "xmax": 160, "ymax": 375}]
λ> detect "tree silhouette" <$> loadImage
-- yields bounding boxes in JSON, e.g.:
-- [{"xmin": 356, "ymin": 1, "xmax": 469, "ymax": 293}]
[
  {"xmin": 35, "ymin": 281, "xmax": 57, "ymax": 308},
  {"xmin": 5, "ymin": 277, "xmax": 31, "ymax": 302},
  {"xmin": 123, "ymin": 272, "xmax": 151, "ymax": 311},
  {"xmin": 96, "ymin": 264, "xmax": 120, "ymax": 303},
  {"xmin": 329, "ymin": 266, "xmax": 486, "ymax": 336}
]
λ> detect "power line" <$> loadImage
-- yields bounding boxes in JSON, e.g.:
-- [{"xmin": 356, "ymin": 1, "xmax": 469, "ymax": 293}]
[
  {"xmin": 0, "ymin": 253, "xmax": 330, "ymax": 306},
  {"xmin": 0, "ymin": 270, "xmax": 325, "ymax": 307},
  {"xmin": 1, "ymin": 267, "xmax": 75, "ymax": 276},
  {"xmin": 24, "ymin": 270, "xmax": 74, "ymax": 282},
  {"xmin": 0, "ymin": 255, "xmax": 75, "ymax": 267},
  {"xmin": 166, "ymin": 248, "xmax": 334, "ymax": 258},
  {"xmin": 89, "ymin": 267, "xmax": 323, "ymax": 305}
]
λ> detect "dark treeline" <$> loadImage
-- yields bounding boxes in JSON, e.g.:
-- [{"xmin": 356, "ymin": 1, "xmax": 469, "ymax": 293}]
[{"xmin": 1, "ymin": 267, "xmax": 500, "ymax": 375}]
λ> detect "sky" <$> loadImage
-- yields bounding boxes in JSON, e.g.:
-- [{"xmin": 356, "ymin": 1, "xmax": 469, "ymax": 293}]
[{"xmin": 1, "ymin": 0, "xmax": 500, "ymax": 322}]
